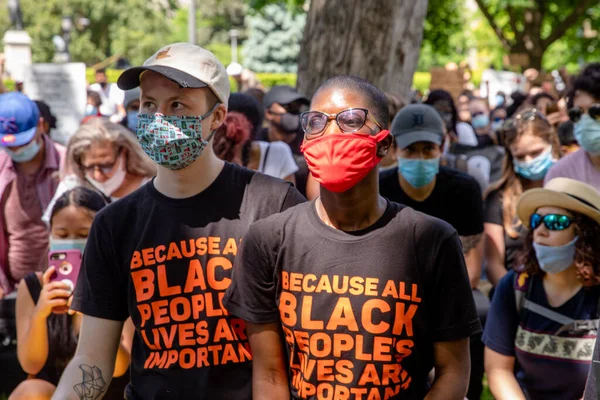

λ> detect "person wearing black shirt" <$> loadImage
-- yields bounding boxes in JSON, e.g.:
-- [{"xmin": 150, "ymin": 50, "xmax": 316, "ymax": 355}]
[
  {"xmin": 52, "ymin": 43, "xmax": 305, "ymax": 400},
  {"xmin": 224, "ymin": 75, "xmax": 480, "ymax": 400},
  {"xmin": 379, "ymin": 103, "xmax": 486, "ymax": 399}
]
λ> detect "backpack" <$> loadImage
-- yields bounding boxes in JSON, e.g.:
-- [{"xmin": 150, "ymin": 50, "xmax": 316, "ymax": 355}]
[
  {"xmin": 448, "ymin": 143, "xmax": 506, "ymax": 192},
  {"xmin": 514, "ymin": 271, "xmax": 600, "ymax": 335}
]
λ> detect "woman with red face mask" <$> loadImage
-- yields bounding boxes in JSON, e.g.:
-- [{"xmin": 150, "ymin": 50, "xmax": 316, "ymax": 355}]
[{"xmin": 224, "ymin": 75, "xmax": 480, "ymax": 400}]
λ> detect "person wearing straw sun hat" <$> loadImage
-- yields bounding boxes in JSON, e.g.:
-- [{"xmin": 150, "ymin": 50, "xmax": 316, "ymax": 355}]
[{"xmin": 483, "ymin": 177, "xmax": 600, "ymax": 400}]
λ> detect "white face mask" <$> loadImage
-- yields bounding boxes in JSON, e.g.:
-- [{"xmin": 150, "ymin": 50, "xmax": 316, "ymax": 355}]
[{"xmin": 86, "ymin": 154, "xmax": 126, "ymax": 197}]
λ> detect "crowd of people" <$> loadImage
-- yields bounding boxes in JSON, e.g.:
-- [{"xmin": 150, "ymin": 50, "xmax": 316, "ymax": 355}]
[{"xmin": 0, "ymin": 40, "xmax": 599, "ymax": 400}]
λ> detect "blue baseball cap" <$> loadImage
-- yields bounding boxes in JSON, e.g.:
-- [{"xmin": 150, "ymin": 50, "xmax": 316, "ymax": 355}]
[{"xmin": 0, "ymin": 92, "xmax": 40, "ymax": 147}]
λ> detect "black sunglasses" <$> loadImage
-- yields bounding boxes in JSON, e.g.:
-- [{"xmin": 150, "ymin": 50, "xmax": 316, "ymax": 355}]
[
  {"xmin": 530, "ymin": 213, "xmax": 573, "ymax": 231},
  {"xmin": 300, "ymin": 108, "xmax": 382, "ymax": 139},
  {"xmin": 568, "ymin": 104, "xmax": 600, "ymax": 123}
]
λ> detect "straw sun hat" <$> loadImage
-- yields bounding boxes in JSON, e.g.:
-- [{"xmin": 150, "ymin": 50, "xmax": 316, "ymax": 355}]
[{"xmin": 517, "ymin": 178, "xmax": 600, "ymax": 228}]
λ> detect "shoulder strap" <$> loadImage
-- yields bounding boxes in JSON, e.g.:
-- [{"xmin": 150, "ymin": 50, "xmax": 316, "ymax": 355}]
[
  {"xmin": 514, "ymin": 271, "xmax": 531, "ymax": 319},
  {"xmin": 262, "ymin": 143, "xmax": 271, "ymax": 171},
  {"xmin": 23, "ymin": 273, "xmax": 42, "ymax": 304}
]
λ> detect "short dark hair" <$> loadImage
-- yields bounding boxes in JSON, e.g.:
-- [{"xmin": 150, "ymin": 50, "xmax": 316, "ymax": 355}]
[
  {"xmin": 573, "ymin": 63, "xmax": 600, "ymax": 101},
  {"xmin": 50, "ymin": 187, "xmax": 107, "ymax": 226},
  {"xmin": 95, "ymin": 68, "xmax": 107, "ymax": 75},
  {"xmin": 424, "ymin": 89, "xmax": 458, "ymax": 133},
  {"xmin": 314, "ymin": 75, "xmax": 389, "ymax": 129},
  {"xmin": 557, "ymin": 121, "xmax": 577, "ymax": 146}
]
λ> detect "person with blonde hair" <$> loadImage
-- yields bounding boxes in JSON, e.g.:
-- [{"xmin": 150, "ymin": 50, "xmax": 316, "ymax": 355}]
[{"xmin": 42, "ymin": 117, "xmax": 155, "ymax": 224}]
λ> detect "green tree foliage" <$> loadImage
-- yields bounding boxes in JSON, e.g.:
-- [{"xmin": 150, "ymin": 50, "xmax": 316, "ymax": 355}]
[
  {"xmin": 242, "ymin": 4, "xmax": 305, "ymax": 73},
  {"xmin": 474, "ymin": 0, "xmax": 599, "ymax": 69},
  {"xmin": 0, "ymin": 0, "xmax": 177, "ymax": 65}
]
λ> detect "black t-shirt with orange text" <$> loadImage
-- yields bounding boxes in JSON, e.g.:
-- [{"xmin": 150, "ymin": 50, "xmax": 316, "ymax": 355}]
[
  {"xmin": 72, "ymin": 162, "xmax": 306, "ymax": 400},
  {"xmin": 224, "ymin": 200, "xmax": 481, "ymax": 399}
]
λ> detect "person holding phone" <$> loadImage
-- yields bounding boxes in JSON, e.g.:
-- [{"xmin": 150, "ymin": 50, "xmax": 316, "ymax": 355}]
[
  {"xmin": 484, "ymin": 178, "xmax": 600, "ymax": 400},
  {"xmin": 10, "ymin": 187, "xmax": 133, "ymax": 400}
]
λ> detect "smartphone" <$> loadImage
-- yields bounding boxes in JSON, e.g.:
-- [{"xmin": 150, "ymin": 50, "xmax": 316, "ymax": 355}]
[
  {"xmin": 546, "ymin": 101, "xmax": 559, "ymax": 115},
  {"xmin": 48, "ymin": 249, "xmax": 82, "ymax": 293}
]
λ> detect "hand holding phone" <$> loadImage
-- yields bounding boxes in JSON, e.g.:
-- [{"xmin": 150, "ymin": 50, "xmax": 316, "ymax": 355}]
[
  {"xmin": 34, "ymin": 266, "xmax": 73, "ymax": 318},
  {"xmin": 48, "ymin": 249, "xmax": 82, "ymax": 293}
]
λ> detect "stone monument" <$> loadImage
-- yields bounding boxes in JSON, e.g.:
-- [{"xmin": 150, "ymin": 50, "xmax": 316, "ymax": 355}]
[{"xmin": 3, "ymin": 0, "xmax": 32, "ymax": 82}]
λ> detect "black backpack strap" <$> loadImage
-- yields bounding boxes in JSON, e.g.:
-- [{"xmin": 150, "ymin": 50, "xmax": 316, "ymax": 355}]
[
  {"xmin": 261, "ymin": 143, "xmax": 271, "ymax": 173},
  {"xmin": 514, "ymin": 271, "xmax": 532, "ymax": 320},
  {"xmin": 23, "ymin": 273, "xmax": 42, "ymax": 304}
]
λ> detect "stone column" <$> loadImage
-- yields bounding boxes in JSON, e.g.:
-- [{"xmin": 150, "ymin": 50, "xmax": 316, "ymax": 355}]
[{"xmin": 3, "ymin": 30, "xmax": 32, "ymax": 82}]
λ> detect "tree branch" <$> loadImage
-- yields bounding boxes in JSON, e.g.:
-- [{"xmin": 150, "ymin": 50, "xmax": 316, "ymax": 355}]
[
  {"xmin": 543, "ymin": 0, "xmax": 596, "ymax": 48},
  {"xmin": 506, "ymin": 5, "xmax": 522, "ymax": 44},
  {"xmin": 474, "ymin": 0, "xmax": 512, "ymax": 50}
]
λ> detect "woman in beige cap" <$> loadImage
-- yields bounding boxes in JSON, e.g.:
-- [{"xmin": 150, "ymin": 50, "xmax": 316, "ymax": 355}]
[{"xmin": 483, "ymin": 177, "xmax": 600, "ymax": 400}]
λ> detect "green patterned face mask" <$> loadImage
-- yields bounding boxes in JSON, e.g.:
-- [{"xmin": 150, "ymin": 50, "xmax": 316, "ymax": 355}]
[{"xmin": 136, "ymin": 103, "xmax": 219, "ymax": 171}]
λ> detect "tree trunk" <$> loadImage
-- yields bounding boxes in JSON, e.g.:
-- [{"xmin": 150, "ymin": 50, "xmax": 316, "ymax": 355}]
[{"xmin": 296, "ymin": 0, "xmax": 429, "ymax": 101}]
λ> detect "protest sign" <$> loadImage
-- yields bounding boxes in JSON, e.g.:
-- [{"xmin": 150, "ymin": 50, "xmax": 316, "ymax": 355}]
[
  {"xmin": 480, "ymin": 69, "xmax": 527, "ymax": 108},
  {"xmin": 23, "ymin": 63, "xmax": 87, "ymax": 145}
]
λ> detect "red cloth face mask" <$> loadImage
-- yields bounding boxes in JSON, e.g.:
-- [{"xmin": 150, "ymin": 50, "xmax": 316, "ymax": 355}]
[{"xmin": 301, "ymin": 130, "xmax": 390, "ymax": 193}]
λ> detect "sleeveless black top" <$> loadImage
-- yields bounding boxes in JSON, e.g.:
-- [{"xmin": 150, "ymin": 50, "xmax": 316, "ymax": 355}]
[{"xmin": 23, "ymin": 273, "xmax": 129, "ymax": 398}]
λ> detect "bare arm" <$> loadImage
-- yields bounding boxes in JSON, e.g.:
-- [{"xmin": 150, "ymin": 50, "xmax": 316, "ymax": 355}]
[
  {"xmin": 460, "ymin": 233, "xmax": 484, "ymax": 288},
  {"xmin": 485, "ymin": 347, "xmax": 526, "ymax": 400},
  {"xmin": 247, "ymin": 322, "xmax": 290, "ymax": 400},
  {"xmin": 16, "ymin": 269, "xmax": 70, "ymax": 375},
  {"xmin": 484, "ymin": 223, "xmax": 507, "ymax": 286},
  {"xmin": 52, "ymin": 314, "xmax": 124, "ymax": 400},
  {"xmin": 113, "ymin": 317, "xmax": 134, "ymax": 378},
  {"xmin": 425, "ymin": 338, "xmax": 471, "ymax": 400}
]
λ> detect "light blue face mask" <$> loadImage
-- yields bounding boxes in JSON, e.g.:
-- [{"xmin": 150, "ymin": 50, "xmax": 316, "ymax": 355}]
[
  {"xmin": 533, "ymin": 236, "xmax": 578, "ymax": 274},
  {"xmin": 574, "ymin": 114, "xmax": 600, "ymax": 155},
  {"xmin": 398, "ymin": 157, "xmax": 440, "ymax": 189},
  {"xmin": 490, "ymin": 120, "xmax": 504, "ymax": 132},
  {"xmin": 4, "ymin": 139, "xmax": 41, "ymax": 163},
  {"xmin": 472, "ymin": 114, "xmax": 490, "ymax": 129},
  {"xmin": 495, "ymin": 95, "xmax": 505, "ymax": 107},
  {"xmin": 126, "ymin": 111, "xmax": 138, "ymax": 132},
  {"xmin": 513, "ymin": 149, "xmax": 554, "ymax": 181},
  {"xmin": 50, "ymin": 238, "xmax": 87, "ymax": 254}
]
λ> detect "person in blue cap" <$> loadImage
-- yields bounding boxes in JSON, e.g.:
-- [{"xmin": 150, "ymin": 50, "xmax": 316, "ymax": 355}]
[{"xmin": 0, "ymin": 92, "xmax": 65, "ymax": 297}]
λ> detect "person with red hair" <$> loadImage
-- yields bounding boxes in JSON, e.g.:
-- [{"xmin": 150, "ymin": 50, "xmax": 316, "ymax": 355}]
[{"xmin": 213, "ymin": 105, "xmax": 298, "ymax": 183}]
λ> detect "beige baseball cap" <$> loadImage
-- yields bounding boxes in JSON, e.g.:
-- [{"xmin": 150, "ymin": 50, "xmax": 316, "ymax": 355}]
[{"xmin": 117, "ymin": 42, "xmax": 230, "ymax": 108}]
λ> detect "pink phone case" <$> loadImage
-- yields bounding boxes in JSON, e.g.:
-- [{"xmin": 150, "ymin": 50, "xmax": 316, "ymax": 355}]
[{"xmin": 48, "ymin": 249, "xmax": 82, "ymax": 292}]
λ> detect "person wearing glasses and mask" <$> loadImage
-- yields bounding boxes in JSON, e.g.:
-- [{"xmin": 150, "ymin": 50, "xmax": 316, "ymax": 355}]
[
  {"xmin": 379, "ymin": 104, "xmax": 486, "ymax": 400},
  {"xmin": 484, "ymin": 178, "xmax": 600, "ymax": 400},
  {"xmin": 484, "ymin": 109, "xmax": 561, "ymax": 288},
  {"xmin": 52, "ymin": 43, "xmax": 305, "ymax": 400},
  {"xmin": 224, "ymin": 75, "xmax": 480, "ymax": 400},
  {"xmin": 41, "ymin": 118, "xmax": 156, "ymax": 225},
  {"xmin": 546, "ymin": 63, "xmax": 600, "ymax": 188}
]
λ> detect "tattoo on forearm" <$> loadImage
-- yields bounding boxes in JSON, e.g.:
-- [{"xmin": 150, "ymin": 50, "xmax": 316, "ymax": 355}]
[
  {"xmin": 73, "ymin": 364, "xmax": 107, "ymax": 400},
  {"xmin": 460, "ymin": 233, "xmax": 483, "ymax": 254}
]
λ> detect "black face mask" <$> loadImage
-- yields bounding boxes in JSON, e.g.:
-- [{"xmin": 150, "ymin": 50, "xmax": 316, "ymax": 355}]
[{"xmin": 277, "ymin": 113, "xmax": 301, "ymax": 134}]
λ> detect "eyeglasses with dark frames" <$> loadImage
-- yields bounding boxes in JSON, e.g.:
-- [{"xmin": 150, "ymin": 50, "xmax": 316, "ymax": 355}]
[
  {"xmin": 81, "ymin": 149, "xmax": 122, "ymax": 175},
  {"xmin": 300, "ymin": 108, "xmax": 383, "ymax": 139}
]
